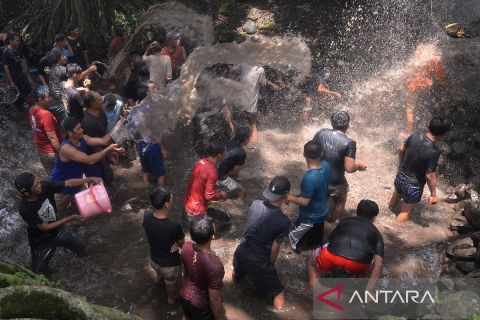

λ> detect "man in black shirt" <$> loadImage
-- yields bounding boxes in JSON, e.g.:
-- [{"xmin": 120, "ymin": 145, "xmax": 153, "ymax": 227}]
[
  {"xmin": 216, "ymin": 127, "xmax": 250, "ymax": 200},
  {"xmin": 309, "ymin": 200, "xmax": 383, "ymax": 292},
  {"xmin": 233, "ymin": 176, "xmax": 292, "ymax": 309},
  {"xmin": 63, "ymin": 63, "xmax": 87, "ymax": 120},
  {"xmin": 2, "ymin": 32, "xmax": 34, "ymax": 107},
  {"xmin": 389, "ymin": 117, "xmax": 451, "ymax": 222},
  {"xmin": 66, "ymin": 23, "xmax": 88, "ymax": 70},
  {"xmin": 14, "ymin": 172, "xmax": 101, "ymax": 273},
  {"xmin": 313, "ymin": 111, "xmax": 367, "ymax": 221},
  {"xmin": 49, "ymin": 50, "xmax": 95, "ymax": 122},
  {"xmin": 143, "ymin": 188, "xmax": 185, "ymax": 304},
  {"xmin": 81, "ymin": 91, "xmax": 112, "ymax": 184}
]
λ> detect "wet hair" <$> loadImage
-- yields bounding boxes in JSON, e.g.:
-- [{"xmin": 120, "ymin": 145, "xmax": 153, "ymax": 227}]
[
  {"xmin": 304, "ymin": 140, "xmax": 322, "ymax": 160},
  {"xmin": 166, "ymin": 31, "xmax": 179, "ymax": 41},
  {"xmin": 54, "ymin": 33, "xmax": 66, "ymax": 43},
  {"xmin": 204, "ymin": 140, "xmax": 225, "ymax": 157},
  {"xmin": 114, "ymin": 26, "xmax": 127, "ymax": 37},
  {"xmin": 83, "ymin": 91, "xmax": 96, "ymax": 109},
  {"xmin": 6, "ymin": 31, "xmax": 19, "ymax": 44},
  {"xmin": 39, "ymin": 49, "xmax": 63, "ymax": 68},
  {"xmin": 428, "ymin": 117, "xmax": 451, "ymax": 136},
  {"xmin": 150, "ymin": 41, "xmax": 162, "ymax": 54},
  {"xmin": 34, "ymin": 85, "xmax": 50, "ymax": 102},
  {"xmin": 103, "ymin": 94, "xmax": 116, "ymax": 110},
  {"xmin": 14, "ymin": 172, "xmax": 35, "ymax": 195},
  {"xmin": 192, "ymin": 98, "xmax": 230, "ymax": 157},
  {"xmin": 356, "ymin": 199, "xmax": 379, "ymax": 220},
  {"xmin": 331, "ymin": 111, "xmax": 350, "ymax": 130},
  {"xmin": 62, "ymin": 116, "xmax": 80, "ymax": 133},
  {"xmin": 190, "ymin": 217, "xmax": 214, "ymax": 245},
  {"xmin": 67, "ymin": 23, "xmax": 80, "ymax": 34},
  {"xmin": 66, "ymin": 63, "xmax": 82, "ymax": 78},
  {"xmin": 234, "ymin": 127, "xmax": 251, "ymax": 144},
  {"xmin": 149, "ymin": 187, "xmax": 172, "ymax": 209}
]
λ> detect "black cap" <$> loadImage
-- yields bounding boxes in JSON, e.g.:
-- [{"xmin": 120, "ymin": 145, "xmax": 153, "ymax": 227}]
[
  {"xmin": 14, "ymin": 172, "xmax": 35, "ymax": 194},
  {"xmin": 263, "ymin": 176, "xmax": 290, "ymax": 201}
]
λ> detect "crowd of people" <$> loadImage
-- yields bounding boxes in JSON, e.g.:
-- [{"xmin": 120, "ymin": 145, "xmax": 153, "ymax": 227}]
[{"xmin": 3, "ymin": 20, "xmax": 453, "ymax": 320}]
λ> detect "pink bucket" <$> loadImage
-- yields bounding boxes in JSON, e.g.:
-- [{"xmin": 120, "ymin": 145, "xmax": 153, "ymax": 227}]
[{"xmin": 74, "ymin": 184, "xmax": 112, "ymax": 218}]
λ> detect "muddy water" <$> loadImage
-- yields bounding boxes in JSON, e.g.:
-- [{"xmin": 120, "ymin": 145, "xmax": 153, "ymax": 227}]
[{"xmin": 0, "ymin": 100, "xmax": 456, "ymax": 319}]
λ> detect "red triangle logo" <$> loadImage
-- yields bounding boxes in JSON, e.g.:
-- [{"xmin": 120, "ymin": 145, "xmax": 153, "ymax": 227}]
[{"xmin": 316, "ymin": 283, "xmax": 344, "ymax": 311}]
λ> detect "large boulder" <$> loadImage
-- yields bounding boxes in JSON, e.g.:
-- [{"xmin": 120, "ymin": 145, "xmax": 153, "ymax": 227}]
[
  {"xmin": 455, "ymin": 261, "xmax": 477, "ymax": 274},
  {"xmin": 0, "ymin": 260, "xmax": 142, "ymax": 320},
  {"xmin": 464, "ymin": 200, "xmax": 480, "ymax": 229},
  {"xmin": 0, "ymin": 285, "xmax": 142, "ymax": 320}
]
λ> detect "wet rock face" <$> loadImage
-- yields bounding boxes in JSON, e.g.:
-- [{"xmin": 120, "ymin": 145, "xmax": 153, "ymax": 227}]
[
  {"xmin": 445, "ymin": 184, "xmax": 479, "ymax": 204},
  {"xmin": 464, "ymin": 200, "xmax": 480, "ymax": 229},
  {"xmin": 455, "ymin": 261, "xmax": 477, "ymax": 274},
  {"xmin": 446, "ymin": 237, "xmax": 475, "ymax": 259}
]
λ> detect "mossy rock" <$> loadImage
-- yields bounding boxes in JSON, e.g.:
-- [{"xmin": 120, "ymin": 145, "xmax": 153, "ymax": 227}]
[
  {"xmin": 0, "ymin": 285, "xmax": 142, "ymax": 320},
  {"xmin": 0, "ymin": 260, "xmax": 59, "ymax": 288}
]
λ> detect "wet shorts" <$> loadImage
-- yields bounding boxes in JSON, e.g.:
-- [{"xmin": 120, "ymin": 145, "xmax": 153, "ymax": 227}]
[
  {"xmin": 233, "ymin": 245, "xmax": 283, "ymax": 304},
  {"xmin": 313, "ymin": 244, "xmax": 370, "ymax": 276},
  {"xmin": 139, "ymin": 154, "xmax": 166, "ymax": 178},
  {"xmin": 288, "ymin": 222, "xmax": 324, "ymax": 253},
  {"xmin": 216, "ymin": 176, "xmax": 242, "ymax": 199},
  {"xmin": 146, "ymin": 259, "xmax": 182, "ymax": 300},
  {"xmin": 328, "ymin": 183, "xmax": 349, "ymax": 204},
  {"xmin": 180, "ymin": 297, "xmax": 214, "ymax": 320},
  {"xmin": 394, "ymin": 175, "xmax": 423, "ymax": 203}
]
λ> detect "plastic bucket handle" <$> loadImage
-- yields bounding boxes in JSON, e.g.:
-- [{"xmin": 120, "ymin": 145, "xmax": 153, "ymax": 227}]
[{"xmin": 89, "ymin": 183, "xmax": 110, "ymax": 213}]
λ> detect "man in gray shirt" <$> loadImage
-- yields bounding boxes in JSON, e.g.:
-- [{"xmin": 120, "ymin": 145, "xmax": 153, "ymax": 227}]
[{"xmin": 143, "ymin": 41, "xmax": 172, "ymax": 90}]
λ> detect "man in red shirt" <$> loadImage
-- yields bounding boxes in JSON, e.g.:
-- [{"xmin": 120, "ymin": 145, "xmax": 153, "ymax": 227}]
[
  {"xmin": 29, "ymin": 85, "xmax": 61, "ymax": 175},
  {"xmin": 180, "ymin": 217, "xmax": 226, "ymax": 320},
  {"xmin": 183, "ymin": 140, "xmax": 227, "ymax": 224},
  {"xmin": 108, "ymin": 26, "xmax": 128, "ymax": 61},
  {"xmin": 161, "ymin": 31, "xmax": 186, "ymax": 78}
]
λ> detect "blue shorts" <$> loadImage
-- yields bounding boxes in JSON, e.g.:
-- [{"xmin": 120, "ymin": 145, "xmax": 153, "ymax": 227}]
[
  {"xmin": 394, "ymin": 175, "xmax": 423, "ymax": 204},
  {"xmin": 139, "ymin": 155, "xmax": 166, "ymax": 178}
]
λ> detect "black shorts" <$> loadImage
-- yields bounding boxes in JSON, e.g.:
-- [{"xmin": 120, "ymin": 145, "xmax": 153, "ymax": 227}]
[
  {"xmin": 289, "ymin": 221, "xmax": 324, "ymax": 253},
  {"xmin": 180, "ymin": 297, "xmax": 214, "ymax": 320},
  {"xmin": 31, "ymin": 226, "xmax": 86, "ymax": 274},
  {"xmin": 233, "ymin": 245, "xmax": 283, "ymax": 304}
]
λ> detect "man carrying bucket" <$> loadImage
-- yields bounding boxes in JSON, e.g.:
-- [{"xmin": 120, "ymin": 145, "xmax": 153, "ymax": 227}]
[{"xmin": 14, "ymin": 172, "xmax": 101, "ymax": 274}]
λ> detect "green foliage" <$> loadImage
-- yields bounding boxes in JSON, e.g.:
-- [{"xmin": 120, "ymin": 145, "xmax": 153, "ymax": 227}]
[
  {"xmin": 258, "ymin": 21, "xmax": 276, "ymax": 30},
  {"xmin": 113, "ymin": 11, "xmax": 140, "ymax": 35},
  {"xmin": 14, "ymin": 0, "xmax": 154, "ymax": 61},
  {"xmin": 218, "ymin": 2, "xmax": 232, "ymax": 16}
]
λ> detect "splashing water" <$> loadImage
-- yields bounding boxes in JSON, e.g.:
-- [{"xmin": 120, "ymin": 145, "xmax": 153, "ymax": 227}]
[{"xmin": 111, "ymin": 36, "xmax": 312, "ymax": 142}]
